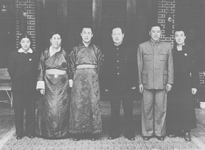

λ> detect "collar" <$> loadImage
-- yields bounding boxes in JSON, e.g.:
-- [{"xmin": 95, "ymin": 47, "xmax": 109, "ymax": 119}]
[
  {"xmin": 150, "ymin": 39, "xmax": 161, "ymax": 47},
  {"xmin": 18, "ymin": 48, "xmax": 33, "ymax": 54},
  {"xmin": 176, "ymin": 43, "xmax": 185, "ymax": 51},
  {"xmin": 49, "ymin": 46, "xmax": 61, "ymax": 56},
  {"xmin": 114, "ymin": 42, "xmax": 123, "ymax": 47},
  {"xmin": 82, "ymin": 41, "xmax": 91, "ymax": 47}
]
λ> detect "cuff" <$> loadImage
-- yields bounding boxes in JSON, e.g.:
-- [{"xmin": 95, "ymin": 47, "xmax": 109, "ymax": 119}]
[
  {"xmin": 69, "ymin": 79, "xmax": 73, "ymax": 87},
  {"xmin": 36, "ymin": 81, "xmax": 45, "ymax": 90}
]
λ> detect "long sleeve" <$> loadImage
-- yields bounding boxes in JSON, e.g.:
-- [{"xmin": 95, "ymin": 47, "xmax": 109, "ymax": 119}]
[
  {"xmin": 66, "ymin": 52, "xmax": 72, "ymax": 80},
  {"xmin": 36, "ymin": 52, "xmax": 45, "ymax": 89},
  {"xmin": 131, "ymin": 48, "xmax": 138, "ymax": 87},
  {"xmin": 137, "ymin": 45, "xmax": 143, "ymax": 85},
  {"xmin": 191, "ymin": 51, "xmax": 198, "ymax": 88},
  {"xmin": 95, "ymin": 46, "xmax": 104, "ymax": 75},
  {"xmin": 69, "ymin": 47, "xmax": 77, "ymax": 79},
  {"xmin": 167, "ymin": 44, "xmax": 174, "ymax": 85}
]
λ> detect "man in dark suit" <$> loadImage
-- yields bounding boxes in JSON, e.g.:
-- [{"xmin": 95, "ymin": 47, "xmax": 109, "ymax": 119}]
[
  {"xmin": 102, "ymin": 26, "xmax": 138, "ymax": 141},
  {"xmin": 137, "ymin": 24, "xmax": 173, "ymax": 141}
]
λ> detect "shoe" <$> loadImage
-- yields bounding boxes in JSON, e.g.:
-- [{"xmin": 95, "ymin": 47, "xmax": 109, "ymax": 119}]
[
  {"xmin": 90, "ymin": 134, "xmax": 98, "ymax": 141},
  {"xmin": 108, "ymin": 135, "xmax": 119, "ymax": 140},
  {"xmin": 184, "ymin": 132, "xmax": 191, "ymax": 142},
  {"xmin": 125, "ymin": 136, "xmax": 135, "ymax": 141},
  {"xmin": 28, "ymin": 135, "xmax": 35, "ymax": 139},
  {"xmin": 90, "ymin": 137, "xmax": 96, "ymax": 141},
  {"xmin": 73, "ymin": 134, "xmax": 81, "ymax": 141},
  {"xmin": 73, "ymin": 137, "xmax": 80, "ymax": 141},
  {"xmin": 16, "ymin": 136, "xmax": 23, "ymax": 140},
  {"xmin": 156, "ymin": 136, "xmax": 165, "ymax": 141},
  {"xmin": 168, "ymin": 134, "xmax": 176, "ymax": 138},
  {"xmin": 142, "ymin": 136, "xmax": 152, "ymax": 141}
]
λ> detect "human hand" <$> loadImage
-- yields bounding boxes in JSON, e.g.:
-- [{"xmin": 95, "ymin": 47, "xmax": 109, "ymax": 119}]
[
  {"xmin": 192, "ymin": 88, "xmax": 197, "ymax": 94},
  {"xmin": 131, "ymin": 87, "xmax": 136, "ymax": 90},
  {"xmin": 139, "ymin": 84, "xmax": 144, "ymax": 93},
  {"xmin": 40, "ymin": 89, "xmax": 45, "ymax": 95},
  {"xmin": 166, "ymin": 84, "xmax": 172, "ymax": 92}
]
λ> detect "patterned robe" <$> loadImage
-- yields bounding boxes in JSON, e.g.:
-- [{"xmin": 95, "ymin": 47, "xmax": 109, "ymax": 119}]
[
  {"xmin": 36, "ymin": 48, "xmax": 71, "ymax": 138},
  {"xmin": 69, "ymin": 43, "xmax": 103, "ymax": 134}
]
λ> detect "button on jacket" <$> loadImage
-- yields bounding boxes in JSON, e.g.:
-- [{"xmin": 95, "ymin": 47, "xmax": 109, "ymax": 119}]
[
  {"xmin": 8, "ymin": 50, "xmax": 37, "ymax": 93},
  {"xmin": 137, "ymin": 41, "xmax": 174, "ymax": 89},
  {"xmin": 102, "ymin": 43, "xmax": 138, "ymax": 91}
]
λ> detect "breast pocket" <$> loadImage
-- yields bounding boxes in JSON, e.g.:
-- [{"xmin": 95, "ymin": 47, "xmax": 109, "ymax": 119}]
[
  {"xmin": 143, "ymin": 52, "xmax": 152, "ymax": 61},
  {"xmin": 159, "ymin": 52, "xmax": 167, "ymax": 61}
]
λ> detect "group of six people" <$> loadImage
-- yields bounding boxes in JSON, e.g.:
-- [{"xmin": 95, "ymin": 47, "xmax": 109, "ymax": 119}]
[{"xmin": 7, "ymin": 23, "xmax": 198, "ymax": 142}]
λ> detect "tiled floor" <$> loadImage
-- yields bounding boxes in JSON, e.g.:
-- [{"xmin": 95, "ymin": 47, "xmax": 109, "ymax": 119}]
[
  {"xmin": 0, "ymin": 103, "xmax": 14, "ymax": 139},
  {"xmin": 0, "ymin": 101, "xmax": 205, "ymax": 149}
]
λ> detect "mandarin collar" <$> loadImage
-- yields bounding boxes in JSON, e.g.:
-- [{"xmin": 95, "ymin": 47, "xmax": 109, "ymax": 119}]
[
  {"xmin": 79, "ymin": 42, "xmax": 93, "ymax": 48},
  {"xmin": 18, "ymin": 48, "xmax": 33, "ymax": 54},
  {"xmin": 150, "ymin": 39, "xmax": 161, "ymax": 47},
  {"xmin": 82, "ymin": 41, "xmax": 91, "ymax": 47},
  {"xmin": 113, "ymin": 42, "xmax": 124, "ymax": 48}
]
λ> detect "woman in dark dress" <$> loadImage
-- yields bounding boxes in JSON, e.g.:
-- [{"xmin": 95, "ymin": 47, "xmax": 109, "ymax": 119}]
[
  {"xmin": 167, "ymin": 28, "xmax": 198, "ymax": 141},
  {"xmin": 36, "ymin": 32, "xmax": 72, "ymax": 138},
  {"xmin": 8, "ymin": 33, "xmax": 37, "ymax": 140}
]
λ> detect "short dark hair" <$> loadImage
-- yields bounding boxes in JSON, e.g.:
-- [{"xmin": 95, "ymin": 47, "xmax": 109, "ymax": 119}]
[
  {"xmin": 19, "ymin": 33, "xmax": 32, "ymax": 43},
  {"xmin": 175, "ymin": 26, "xmax": 187, "ymax": 35},
  {"xmin": 149, "ymin": 23, "xmax": 162, "ymax": 31},
  {"xmin": 49, "ymin": 31, "xmax": 62, "ymax": 40},
  {"xmin": 81, "ymin": 25, "xmax": 93, "ymax": 33},
  {"xmin": 111, "ymin": 26, "xmax": 125, "ymax": 34}
]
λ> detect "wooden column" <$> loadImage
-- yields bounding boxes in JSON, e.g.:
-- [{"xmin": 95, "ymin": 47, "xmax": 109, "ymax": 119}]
[
  {"xmin": 58, "ymin": 0, "xmax": 68, "ymax": 49},
  {"xmin": 92, "ymin": 0, "xmax": 102, "ymax": 46},
  {"xmin": 92, "ymin": 0, "xmax": 102, "ymax": 31},
  {"xmin": 127, "ymin": 0, "xmax": 137, "ymax": 45}
]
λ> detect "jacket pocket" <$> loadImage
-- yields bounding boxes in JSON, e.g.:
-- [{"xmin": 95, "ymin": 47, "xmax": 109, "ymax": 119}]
[
  {"xmin": 142, "ymin": 70, "xmax": 148, "ymax": 84},
  {"xmin": 159, "ymin": 52, "xmax": 167, "ymax": 61},
  {"xmin": 163, "ymin": 70, "xmax": 168, "ymax": 84},
  {"xmin": 143, "ymin": 52, "xmax": 152, "ymax": 61}
]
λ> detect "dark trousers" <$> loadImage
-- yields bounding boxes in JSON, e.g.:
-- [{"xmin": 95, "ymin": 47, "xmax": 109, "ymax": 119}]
[
  {"xmin": 13, "ymin": 92, "xmax": 36, "ymax": 137},
  {"xmin": 109, "ymin": 90, "xmax": 134, "ymax": 137}
]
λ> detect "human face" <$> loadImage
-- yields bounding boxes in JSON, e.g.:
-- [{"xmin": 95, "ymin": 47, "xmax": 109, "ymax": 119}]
[
  {"xmin": 50, "ymin": 34, "xmax": 61, "ymax": 49},
  {"xmin": 111, "ymin": 28, "xmax": 124, "ymax": 45},
  {"xmin": 175, "ymin": 31, "xmax": 186, "ymax": 45},
  {"xmin": 20, "ymin": 37, "xmax": 31, "ymax": 51},
  {"xmin": 149, "ymin": 26, "xmax": 161, "ymax": 41},
  {"xmin": 81, "ymin": 28, "xmax": 93, "ymax": 43}
]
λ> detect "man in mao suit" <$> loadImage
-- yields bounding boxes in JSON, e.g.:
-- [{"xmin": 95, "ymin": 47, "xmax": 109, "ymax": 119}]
[
  {"xmin": 137, "ymin": 24, "xmax": 173, "ymax": 141},
  {"xmin": 102, "ymin": 26, "xmax": 138, "ymax": 140}
]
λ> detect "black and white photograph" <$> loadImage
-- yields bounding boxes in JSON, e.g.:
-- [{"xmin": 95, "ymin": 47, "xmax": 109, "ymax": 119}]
[{"xmin": 0, "ymin": 0, "xmax": 205, "ymax": 149}]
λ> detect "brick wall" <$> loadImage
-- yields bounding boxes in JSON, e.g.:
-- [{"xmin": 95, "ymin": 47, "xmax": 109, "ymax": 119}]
[
  {"xmin": 157, "ymin": 0, "xmax": 176, "ymax": 45},
  {"xmin": 15, "ymin": 0, "xmax": 36, "ymax": 51},
  {"xmin": 14, "ymin": 0, "xmax": 175, "ymax": 50}
]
